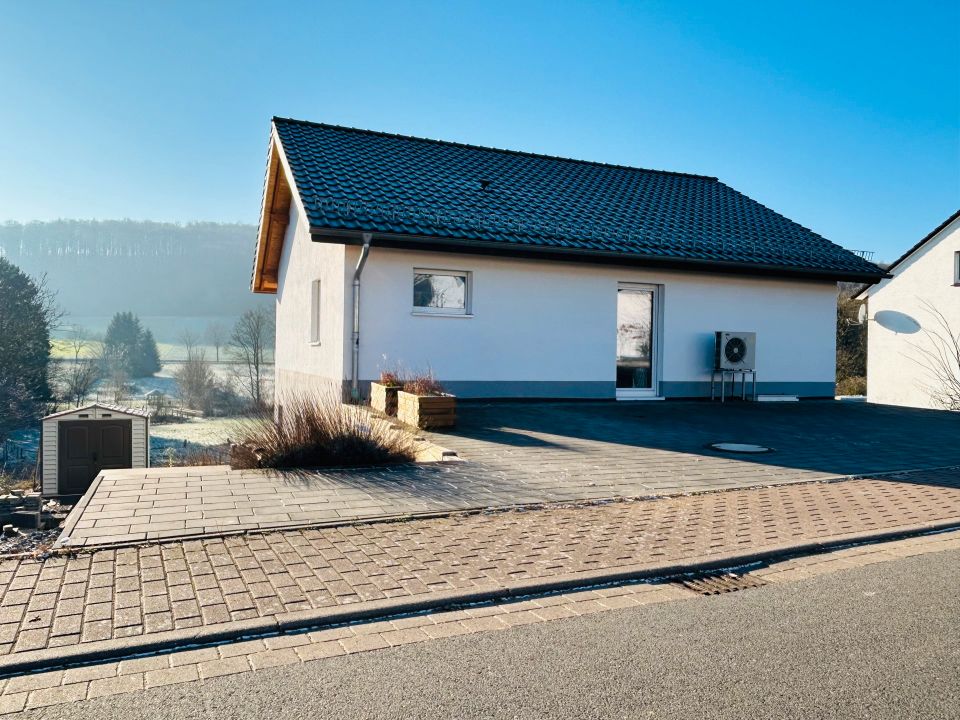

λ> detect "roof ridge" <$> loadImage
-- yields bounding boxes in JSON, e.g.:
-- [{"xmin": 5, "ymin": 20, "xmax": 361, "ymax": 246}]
[
  {"xmin": 271, "ymin": 116, "xmax": 719, "ymax": 183},
  {"xmin": 884, "ymin": 208, "xmax": 960, "ymax": 273}
]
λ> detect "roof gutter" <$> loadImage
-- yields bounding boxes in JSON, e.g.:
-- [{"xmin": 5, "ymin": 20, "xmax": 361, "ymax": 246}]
[
  {"xmin": 349, "ymin": 233, "xmax": 373, "ymax": 402},
  {"xmin": 311, "ymin": 228, "xmax": 890, "ymax": 284}
]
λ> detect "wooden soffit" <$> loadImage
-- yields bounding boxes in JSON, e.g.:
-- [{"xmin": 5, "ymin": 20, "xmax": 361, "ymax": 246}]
[{"xmin": 252, "ymin": 133, "xmax": 294, "ymax": 293}]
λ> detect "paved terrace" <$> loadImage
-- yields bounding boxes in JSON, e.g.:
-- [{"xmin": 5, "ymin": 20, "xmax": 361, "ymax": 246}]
[
  {"xmin": 2, "ymin": 468, "xmax": 959, "ymax": 659},
  {"xmin": 60, "ymin": 401, "xmax": 960, "ymax": 547}
]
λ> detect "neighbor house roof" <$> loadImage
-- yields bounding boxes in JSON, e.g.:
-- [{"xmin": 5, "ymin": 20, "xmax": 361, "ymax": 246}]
[
  {"xmin": 877, "ymin": 209, "xmax": 960, "ymax": 276},
  {"xmin": 853, "ymin": 208, "xmax": 960, "ymax": 300},
  {"xmin": 253, "ymin": 117, "xmax": 886, "ymax": 291}
]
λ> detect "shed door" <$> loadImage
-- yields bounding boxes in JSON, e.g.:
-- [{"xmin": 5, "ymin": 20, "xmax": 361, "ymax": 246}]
[{"xmin": 58, "ymin": 420, "xmax": 132, "ymax": 495}]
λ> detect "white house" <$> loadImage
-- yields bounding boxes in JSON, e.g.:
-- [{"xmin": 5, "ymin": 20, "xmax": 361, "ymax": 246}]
[
  {"xmin": 855, "ymin": 210, "xmax": 960, "ymax": 410},
  {"xmin": 252, "ymin": 118, "xmax": 885, "ymax": 402}
]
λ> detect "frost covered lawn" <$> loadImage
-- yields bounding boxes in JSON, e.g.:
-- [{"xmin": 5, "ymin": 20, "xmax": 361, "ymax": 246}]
[{"xmin": 149, "ymin": 416, "xmax": 244, "ymax": 465}]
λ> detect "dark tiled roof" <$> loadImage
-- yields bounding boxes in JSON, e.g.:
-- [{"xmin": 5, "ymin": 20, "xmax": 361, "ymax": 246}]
[{"xmin": 273, "ymin": 117, "xmax": 884, "ymax": 279}]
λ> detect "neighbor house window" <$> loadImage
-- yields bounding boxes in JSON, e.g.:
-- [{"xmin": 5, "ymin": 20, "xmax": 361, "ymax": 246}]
[
  {"xmin": 310, "ymin": 279, "xmax": 321, "ymax": 343},
  {"xmin": 955, "ymin": 251, "xmax": 960, "ymax": 285},
  {"xmin": 413, "ymin": 269, "xmax": 471, "ymax": 315}
]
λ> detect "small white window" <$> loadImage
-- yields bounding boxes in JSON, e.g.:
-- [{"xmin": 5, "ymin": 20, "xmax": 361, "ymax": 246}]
[
  {"xmin": 310, "ymin": 279, "xmax": 322, "ymax": 343},
  {"xmin": 413, "ymin": 269, "xmax": 472, "ymax": 316},
  {"xmin": 955, "ymin": 251, "xmax": 960, "ymax": 285}
]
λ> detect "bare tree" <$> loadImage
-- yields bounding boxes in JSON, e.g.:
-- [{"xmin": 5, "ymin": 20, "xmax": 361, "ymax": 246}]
[
  {"xmin": 910, "ymin": 301, "xmax": 960, "ymax": 410},
  {"xmin": 105, "ymin": 363, "xmax": 131, "ymax": 405},
  {"xmin": 179, "ymin": 330, "xmax": 201, "ymax": 359},
  {"xmin": 229, "ymin": 308, "xmax": 274, "ymax": 409},
  {"xmin": 60, "ymin": 327, "xmax": 101, "ymax": 406},
  {"xmin": 173, "ymin": 340, "xmax": 218, "ymax": 414},
  {"xmin": 205, "ymin": 322, "xmax": 228, "ymax": 363},
  {"xmin": 93, "ymin": 330, "xmax": 132, "ymax": 404}
]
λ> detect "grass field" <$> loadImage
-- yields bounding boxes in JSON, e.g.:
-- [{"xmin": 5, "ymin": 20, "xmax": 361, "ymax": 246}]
[
  {"xmin": 150, "ymin": 416, "xmax": 246, "ymax": 445},
  {"xmin": 50, "ymin": 338, "xmax": 226, "ymax": 362}
]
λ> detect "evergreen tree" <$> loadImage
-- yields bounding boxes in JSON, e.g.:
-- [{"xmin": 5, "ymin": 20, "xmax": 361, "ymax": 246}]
[
  {"xmin": 137, "ymin": 329, "xmax": 162, "ymax": 376},
  {"xmin": 102, "ymin": 311, "xmax": 160, "ymax": 378},
  {"xmin": 0, "ymin": 257, "xmax": 59, "ymax": 439}
]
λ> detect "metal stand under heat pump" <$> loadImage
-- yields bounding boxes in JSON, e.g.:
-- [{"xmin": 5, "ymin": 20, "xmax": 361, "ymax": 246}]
[{"xmin": 711, "ymin": 369, "xmax": 757, "ymax": 402}]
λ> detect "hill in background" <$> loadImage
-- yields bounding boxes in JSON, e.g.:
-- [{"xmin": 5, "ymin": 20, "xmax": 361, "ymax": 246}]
[{"xmin": 0, "ymin": 219, "xmax": 270, "ymax": 341}]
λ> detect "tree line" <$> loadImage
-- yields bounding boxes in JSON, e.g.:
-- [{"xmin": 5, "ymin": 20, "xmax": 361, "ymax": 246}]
[{"xmin": 0, "ymin": 219, "xmax": 269, "ymax": 318}]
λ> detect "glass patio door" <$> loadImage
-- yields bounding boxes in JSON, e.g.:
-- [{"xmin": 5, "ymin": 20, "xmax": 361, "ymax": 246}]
[{"xmin": 616, "ymin": 286, "xmax": 658, "ymax": 398}]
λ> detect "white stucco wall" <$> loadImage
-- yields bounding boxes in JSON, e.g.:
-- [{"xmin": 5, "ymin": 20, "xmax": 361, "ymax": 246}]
[
  {"xmin": 274, "ymin": 207, "xmax": 350, "ymax": 401},
  {"xmin": 346, "ymin": 246, "xmax": 837, "ymax": 398},
  {"xmin": 864, "ymin": 216, "xmax": 960, "ymax": 409}
]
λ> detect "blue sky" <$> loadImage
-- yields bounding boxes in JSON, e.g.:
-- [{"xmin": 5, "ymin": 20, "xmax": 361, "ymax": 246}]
[{"xmin": 1, "ymin": 1, "xmax": 957, "ymax": 263}]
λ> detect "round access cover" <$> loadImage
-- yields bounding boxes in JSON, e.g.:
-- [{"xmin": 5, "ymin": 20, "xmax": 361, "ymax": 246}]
[{"xmin": 709, "ymin": 442, "xmax": 772, "ymax": 454}]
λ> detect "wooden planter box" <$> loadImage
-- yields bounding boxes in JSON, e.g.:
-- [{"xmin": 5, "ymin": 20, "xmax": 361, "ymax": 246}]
[
  {"xmin": 370, "ymin": 382, "xmax": 401, "ymax": 416},
  {"xmin": 397, "ymin": 391, "xmax": 456, "ymax": 429}
]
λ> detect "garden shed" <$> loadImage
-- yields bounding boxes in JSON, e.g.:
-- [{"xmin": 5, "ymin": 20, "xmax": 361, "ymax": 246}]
[{"xmin": 41, "ymin": 403, "xmax": 150, "ymax": 497}]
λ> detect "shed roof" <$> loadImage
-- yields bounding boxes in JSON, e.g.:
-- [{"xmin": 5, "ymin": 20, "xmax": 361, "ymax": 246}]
[
  {"xmin": 253, "ymin": 117, "xmax": 886, "ymax": 291},
  {"xmin": 43, "ymin": 402, "xmax": 150, "ymax": 421}
]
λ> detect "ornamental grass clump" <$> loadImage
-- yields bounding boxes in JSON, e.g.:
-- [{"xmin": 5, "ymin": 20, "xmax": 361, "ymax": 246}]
[
  {"xmin": 402, "ymin": 373, "xmax": 447, "ymax": 396},
  {"xmin": 378, "ymin": 370, "xmax": 402, "ymax": 387},
  {"xmin": 231, "ymin": 391, "xmax": 416, "ymax": 469}
]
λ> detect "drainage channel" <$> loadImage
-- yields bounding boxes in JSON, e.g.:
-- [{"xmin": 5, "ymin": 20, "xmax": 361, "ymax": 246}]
[{"xmin": 671, "ymin": 571, "xmax": 768, "ymax": 595}]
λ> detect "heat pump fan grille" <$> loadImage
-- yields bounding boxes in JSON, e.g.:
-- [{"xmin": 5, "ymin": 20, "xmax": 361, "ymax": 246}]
[
  {"xmin": 714, "ymin": 331, "xmax": 756, "ymax": 372},
  {"xmin": 724, "ymin": 337, "xmax": 747, "ymax": 364}
]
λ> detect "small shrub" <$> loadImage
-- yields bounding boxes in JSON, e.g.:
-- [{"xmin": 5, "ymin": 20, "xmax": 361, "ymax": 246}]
[
  {"xmin": 836, "ymin": 376, "xmax": 867, "ymax": 396},
  {"xmin": 402, "ymin": 373, "xmax": 446, "ymax": 397},
  {"xmin": 0, "ymin": 465, "xmax": 37, "ymax": 494},
  {"xmin": 231, "ymin": 392, "xmax": 416, "ymax": 469}
]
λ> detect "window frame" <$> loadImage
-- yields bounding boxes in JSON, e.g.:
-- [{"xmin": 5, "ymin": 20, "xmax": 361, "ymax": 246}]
[
  {"xmin": 411, "ymin": 268, "xmax": 473, "ymax": 317},
  {"xmin": 309, "ymin": 278, "xmax": 322, "ymax": 344},
  {"xmin": 954, "ymin": 251, "xmax": 960, "ymax": 286}
]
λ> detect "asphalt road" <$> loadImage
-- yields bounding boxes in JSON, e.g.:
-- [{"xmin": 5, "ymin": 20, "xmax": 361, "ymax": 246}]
[{"xmin": 27, "ymin": 549, "xmax": 960, "ymax": 720}]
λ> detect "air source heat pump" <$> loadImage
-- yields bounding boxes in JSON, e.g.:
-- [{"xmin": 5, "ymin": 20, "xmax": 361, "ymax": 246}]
[{"xmin": 715, "ymin": 331, "xmax": 756, "ymax": 371}]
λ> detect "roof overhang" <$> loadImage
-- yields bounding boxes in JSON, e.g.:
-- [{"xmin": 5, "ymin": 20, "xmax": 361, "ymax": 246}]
[
  {"xmin": 251, "ymin": 126, "xmax": 298, "ymax": 294},
  {"xmin": 310, "ymin": 227, "xmax": 890, "ymax": 284}
]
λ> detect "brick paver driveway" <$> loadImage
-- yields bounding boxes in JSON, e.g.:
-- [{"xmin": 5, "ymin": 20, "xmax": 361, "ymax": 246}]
[
  {"xmin": 61, "ymin": 401, "xmax": 960, "ymax": 547},
  {"xmin": 4, "ymin": 468, "xmax": 959, "ymax": 659}
]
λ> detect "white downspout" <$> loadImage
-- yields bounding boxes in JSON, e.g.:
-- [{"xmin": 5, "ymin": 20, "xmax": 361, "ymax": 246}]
[{"xmin": 350, "ymin": 233, "xmax": 373, "ymax": 401}]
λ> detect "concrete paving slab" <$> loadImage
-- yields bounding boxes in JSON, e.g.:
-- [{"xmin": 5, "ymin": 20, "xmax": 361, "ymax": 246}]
[{"xmin": 58, "ymin": 400, "xmax": 960, "ymax": 548}]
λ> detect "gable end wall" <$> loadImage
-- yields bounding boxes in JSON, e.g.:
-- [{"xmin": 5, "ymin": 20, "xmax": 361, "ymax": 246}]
[{"xmin": 866, "ymin": 217, "xmax": 960, "ymax": 409}]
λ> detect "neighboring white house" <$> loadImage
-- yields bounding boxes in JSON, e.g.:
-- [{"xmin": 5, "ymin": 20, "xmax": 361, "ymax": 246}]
[
  {"xmin": 855, "ymin": 210, "xmax": 960, "ymax": 410},
  {"xmin": 252, "ymin": 118, "xmax": 885, "ymax": 402}
]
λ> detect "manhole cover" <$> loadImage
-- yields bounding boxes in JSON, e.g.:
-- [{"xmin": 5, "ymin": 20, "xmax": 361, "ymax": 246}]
[
  {"xmin": 673, "ymin": 572, "xmax": 767, "ymax": 595},
  {"xmin": 708, "ymin": 442, "xmax": 773, "ymax": 454}
]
